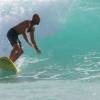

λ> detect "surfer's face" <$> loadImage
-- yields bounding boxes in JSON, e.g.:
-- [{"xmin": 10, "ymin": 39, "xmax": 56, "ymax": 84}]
[
  {"xmin": 32, "ymin": 18, "xmax": 40, "ymax": 25},
  {"xmin": 32, "ymin": 14, "xmax": 40, "ymax": 25}
]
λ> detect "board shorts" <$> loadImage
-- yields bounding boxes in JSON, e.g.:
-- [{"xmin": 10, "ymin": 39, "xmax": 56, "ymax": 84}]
[{"xmin": 7, "ymin": 28, "xmax": 22, "ymax": 47}]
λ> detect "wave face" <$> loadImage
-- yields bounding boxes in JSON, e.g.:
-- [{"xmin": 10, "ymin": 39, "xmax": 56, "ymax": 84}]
[{"xmin": 0, "ymin": 0, "xmax": 100, "ymax": 80}]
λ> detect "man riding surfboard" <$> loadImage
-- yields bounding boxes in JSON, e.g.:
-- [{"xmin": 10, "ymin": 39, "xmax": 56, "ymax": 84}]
[{"xmin": 7, "ymin": 14, "xmax": 41, "ymax": 62}]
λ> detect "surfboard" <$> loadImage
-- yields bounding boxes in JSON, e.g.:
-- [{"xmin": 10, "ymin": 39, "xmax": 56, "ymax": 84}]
[{"xmin": 0, "ymin": 57, "xmax": 19, "ymax": 73}]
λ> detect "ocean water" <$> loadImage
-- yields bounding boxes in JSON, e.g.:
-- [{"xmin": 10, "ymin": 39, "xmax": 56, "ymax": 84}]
[{"xmin": 0, "ymin": 0, "xmax": 100, "ymax": 100}]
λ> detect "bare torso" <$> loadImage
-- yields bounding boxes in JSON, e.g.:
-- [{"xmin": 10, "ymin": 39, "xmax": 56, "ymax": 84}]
[{"xmin": 13, "ymin": 20, "xmax": 34, "ymax": 35}]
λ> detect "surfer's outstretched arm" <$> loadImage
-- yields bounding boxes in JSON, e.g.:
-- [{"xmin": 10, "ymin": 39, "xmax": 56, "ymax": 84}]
[
  {"xmin": 22, "ymin": 33, "xmax": 31, "ymax": 46},
  {"xmin": 29, "ymin": 30, "xmax": 41, "ymax": 54}
]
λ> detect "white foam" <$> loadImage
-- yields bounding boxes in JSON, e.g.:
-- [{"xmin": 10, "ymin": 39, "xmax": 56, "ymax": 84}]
[
  {"xmin": 49, "ymin": 74, "xmax": 61, "ymax": 79},
  {"xmin": 32, "ymin": 71, "xmax": 47, "ymax": 79},
  {"xmin": 15, "ymin": 56, "xmax": 25, "ymax": 68}
]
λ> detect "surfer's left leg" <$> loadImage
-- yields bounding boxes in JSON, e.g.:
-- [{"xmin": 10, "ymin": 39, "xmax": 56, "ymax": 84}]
[{"xmin": 10, "ymin": 44, "xmax": 23, "ymax": 62}]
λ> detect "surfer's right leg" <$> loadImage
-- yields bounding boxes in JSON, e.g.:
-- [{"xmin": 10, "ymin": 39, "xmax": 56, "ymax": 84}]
[{"xmin": 10, "ymin": 44, "xmax": 23, "ymax": 62}]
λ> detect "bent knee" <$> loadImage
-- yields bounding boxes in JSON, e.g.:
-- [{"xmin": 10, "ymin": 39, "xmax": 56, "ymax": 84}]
[
  {"xmin": 15, "ymin": 49, "xmax": 23, "ymax": 58},
  {"xmin": 15, "ymin": 47, "xmax": 23, "ymax": 55}
]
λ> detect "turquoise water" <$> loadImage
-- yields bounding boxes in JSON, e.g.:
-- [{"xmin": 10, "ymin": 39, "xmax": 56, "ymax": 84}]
[{"xmin": 0, "ymin": 0, "xmax": 100, "ymax": 99}]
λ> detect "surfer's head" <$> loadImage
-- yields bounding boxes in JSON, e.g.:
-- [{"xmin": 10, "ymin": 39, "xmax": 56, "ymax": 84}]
[{"xmin": 32, "ymin": 14, "xmax": 40, "ymax": 25}]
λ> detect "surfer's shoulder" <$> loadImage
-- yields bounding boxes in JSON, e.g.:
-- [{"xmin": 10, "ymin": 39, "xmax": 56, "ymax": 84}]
[
  {"xmin": 31, "ymin": 26, "xmax": 35, "ymax": 32},
  {"xmin": 23, "ymin": 20, "xmax": 30, "ymax": 24}
]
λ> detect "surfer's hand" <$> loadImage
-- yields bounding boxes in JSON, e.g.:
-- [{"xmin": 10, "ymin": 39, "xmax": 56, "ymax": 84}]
[
  {"xmin": 31, "ymin": 44, "xmax": 41, "ymax": 54},
  {"xmin": 36, "ymin": 48, "xmax": 41, "ymax": 54}
]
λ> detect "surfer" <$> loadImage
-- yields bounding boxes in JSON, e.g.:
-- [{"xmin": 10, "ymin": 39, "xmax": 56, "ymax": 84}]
[{"xmin": 7, "ymin": 14, "xmax": 41, "ymax": 62}]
